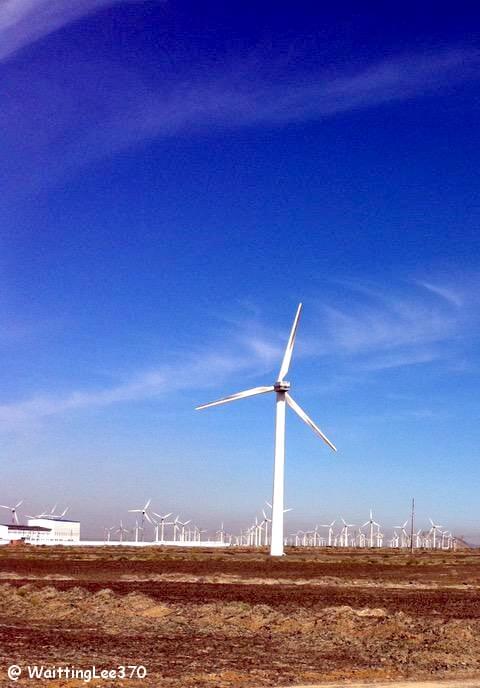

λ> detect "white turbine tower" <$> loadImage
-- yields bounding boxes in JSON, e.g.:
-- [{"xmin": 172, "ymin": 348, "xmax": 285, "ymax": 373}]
[{"xmin": 196, "ymin": 303, "xmax": 337, "ymax": 557}]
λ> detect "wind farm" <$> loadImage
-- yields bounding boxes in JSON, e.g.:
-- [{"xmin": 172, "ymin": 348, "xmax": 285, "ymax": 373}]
[
  {"xmin": 0, "ymin": 304, "xmax": 472, "ymax": 687},
  {"xmin": 3, "ymin": 1, "xmax": 480, "ymax": 686}
]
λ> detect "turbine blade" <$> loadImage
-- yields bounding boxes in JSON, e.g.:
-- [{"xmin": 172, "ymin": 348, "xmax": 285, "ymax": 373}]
[
  {"xmin": 15, "ymin": 500, "xmax": 23, "ymax": 508},
  {"xmin": 285, "ymin": 393, "xmax": 337, "ymax": 451},
  {"xmin": 196, "ymin": 386, "xmax": 274, "ymax": 410},
  {"xmin": 144, "ymin": 498, "xmax": 152, "ymax": 510},
  {"xmin": 278, "ymin": 303, "xmax": 302, "ymax": 381}
]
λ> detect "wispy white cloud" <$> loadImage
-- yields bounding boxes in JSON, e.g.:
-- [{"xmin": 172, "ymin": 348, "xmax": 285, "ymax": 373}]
[
  {"xmin": 88, "ymin": 48, "xmax": 480, "ymax": 150},
  {"xmin": 358, "ymin": 349, "xmax": 441, "ymax": 372},
  {"xmin": 0, "ymin": 0, "xmax": 132, "ymax": 62},
  {"xmin": 2, "ymin": 43, "xmax": 479, "ymax": 199},
  {"xmin": 0, "ymin": 346, "xmax": 263, "ymax": 431},
  {"xmin": 417, "ymin": 280, "xmax": 464, "ymax": 307},
  {"xmin": 308, "ymin": 278, "xmax": 466, "ymax": 362},
  {"xmin": 0, "ymin": 278, "xmax": 471, "ymax": 431}
]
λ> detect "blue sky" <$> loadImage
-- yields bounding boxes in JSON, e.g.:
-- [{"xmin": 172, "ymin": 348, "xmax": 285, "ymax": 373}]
[{"xmin": 1, "ymin": 1, "xmax": 480, "ymax": 539}]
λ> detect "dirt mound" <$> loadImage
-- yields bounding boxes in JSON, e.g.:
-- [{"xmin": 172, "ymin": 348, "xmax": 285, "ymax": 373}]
[{"xmin": 2, "ymin": 548, "xmax": 480, "ymax": 687}]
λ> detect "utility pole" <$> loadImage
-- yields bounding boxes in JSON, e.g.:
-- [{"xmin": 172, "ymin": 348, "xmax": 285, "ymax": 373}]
[{"xmin": 410, "ymin": 497, "xmax": 415, "ymax": 555}]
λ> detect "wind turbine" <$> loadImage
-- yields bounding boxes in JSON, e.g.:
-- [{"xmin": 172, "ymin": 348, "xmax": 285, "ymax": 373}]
[
  {"xmin": 0, "ymin": 500, "xmax": 23, "ymax": 525},
  {"xmin": 340, "ymin": 518, "xmax": 355, "ymax": 547},
  {"xmin": 394, "ymin": 520, "xmax": 410, "ymax": 548},
  {"xmin": 115, "ymin": 520, "xmax": 129, "ymax": 543},
  {"xmin": 128, "ymin": 499, "xmax": 153, "ymax": 542},
  {"xmin": 319, "ymin": 520, "xmax": 336, "ymax": 547},
  {"xmin": 152, "ymin": 511, "xmax": 173, "ymax": 542},
  {"xmin": 362, "ymin": 510, "xmax": 380, "ymax": 548},
  {"xmin": 196, "ymin": 303, "xmax": 337, "ymax": 556},
  {"xmin": 429, "ymin": 518, "xmax": 443, "ymax": 549},
  {"xmin": 195, "ymin": 526, "xmax": 207, "ymax": 542},
  {"xmin": 261, "ymin": 510, "xmax": 271, "ymax": 546},
  {"xmin": 103, "ymin": 526, "xmax": 115, "ymax": 542},
  {"xmin": 173, "ymin": 516, "xmax": 191, "ymax": 542},
  {"xmin": 216, "ymin": 522, "xmax": 227, "ymax": 544},
  {"xmin": 35, "ymin": 505, "xmax": 69, "ymax": 520},
  {"xmin": 414, "ymin": 528, "xmax": 423, "ymax": 549}
]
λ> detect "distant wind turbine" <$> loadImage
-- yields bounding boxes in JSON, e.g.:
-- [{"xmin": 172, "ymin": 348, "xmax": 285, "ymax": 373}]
[
  {"xmin": 319, "ymin": 520, "xmax": 336, "ymax": 547},
  {"xmin": 362, "ymin": 510, "xmax": 380, "ymax": 548},
  {"xmin": 196, "ymin": 303, "xmax": 337, "ymax": 556},
  {"xmin": 0, "ymin": 500, "xmax": 23, "ymax": 525},
  {"xmin": 151, "ymin": 511, "xmax": 173, "ymax": 542},
  {"xmin": 115, "ymin": 520, "xmax": 129, "ymax": 543},
  {"xmin": 429, "ymin": 518, "xmax": 443, "ymax": 549},
  {"xmin": 341, "ymin": 518, "xmax": 355, "ymax": 547},
  {"xmin": 103, "ymin": 526, "xmax": 115, "ymax": 542},
  {"xmin": 128, "ymin": 499, "xmax": 153, "ymax": 542}
]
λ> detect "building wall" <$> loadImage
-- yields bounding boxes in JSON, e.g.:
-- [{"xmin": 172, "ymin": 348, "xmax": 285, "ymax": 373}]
[
  {"xmin": 27, "ymin": 519, "xmax": 80, "ymax": 542},
  {"xmin": 0, "ymin": 525, "xmax": 52, "ymax": 543}
]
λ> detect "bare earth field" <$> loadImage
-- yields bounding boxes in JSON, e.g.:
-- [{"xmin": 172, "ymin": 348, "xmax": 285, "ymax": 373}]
[{"xmin": 1, "ymin": 547, "xmax": 480, "ymax": 687}]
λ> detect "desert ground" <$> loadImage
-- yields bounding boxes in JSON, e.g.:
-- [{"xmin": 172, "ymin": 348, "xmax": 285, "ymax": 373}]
[{"xmin": 1, "ymin": 546, "xmax": 480, "ymax": 687}]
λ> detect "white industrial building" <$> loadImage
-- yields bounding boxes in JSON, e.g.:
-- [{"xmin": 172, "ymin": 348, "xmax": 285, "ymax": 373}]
[
  {"xmin": 0, "ymin": 523, "xmax": 52, "ymax": 544},
  {"xmin": 27, "ymin": 517, "xmax": 80, "ymax": 543}
]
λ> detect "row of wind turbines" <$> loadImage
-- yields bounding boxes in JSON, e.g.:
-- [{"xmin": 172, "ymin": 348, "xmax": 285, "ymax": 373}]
[
  {"xmin": 287, "ymin": 517, "xmax": 456, "ymax": 550},
  {"xmin": 239, "ymin": 504, "xmax": 456, "ymax": 549},
  {"xmin": 103, "ymin": 500, "xmax": 457, "ymax": 550},
  {"xmin": 0, "ymin": 502, "xmax": 69, "ymax": 524},
  {"xmin": 104, "ymin": 499, "xmax": 209, "ymax": 544}
]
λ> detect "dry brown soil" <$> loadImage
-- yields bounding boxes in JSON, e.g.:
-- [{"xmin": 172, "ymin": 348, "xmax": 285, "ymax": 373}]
[{"xmin": 0, "ymin": 546, "xmax": 479, "ymax": 687}]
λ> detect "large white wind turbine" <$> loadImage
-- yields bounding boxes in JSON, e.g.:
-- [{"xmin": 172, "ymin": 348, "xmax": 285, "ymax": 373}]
[{"xmin": 196, "ymin": 303, "xmax": 337, "ymax": 557}]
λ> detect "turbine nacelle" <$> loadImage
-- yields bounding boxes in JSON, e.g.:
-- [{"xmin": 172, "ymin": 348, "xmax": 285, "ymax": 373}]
[{"xmin": 274, "ymin": 381, "xmax": 290, "ymax": 392}]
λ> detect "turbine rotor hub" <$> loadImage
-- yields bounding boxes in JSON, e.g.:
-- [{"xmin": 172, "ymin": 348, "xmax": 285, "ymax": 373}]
[{"xmin": 274, "ymin": 380, "xmax": 290, "ymax": 392}]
